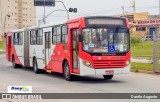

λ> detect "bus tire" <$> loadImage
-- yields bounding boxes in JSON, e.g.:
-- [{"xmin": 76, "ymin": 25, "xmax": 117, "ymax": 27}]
[
  {"xmin": 103, "ymin": 75, "xmax": 113, "ymax": 80},
  {"xmin": 12, "ymin": 56, "xmax": 18, "ymax": 68},
  {"xmin": 33, "ymin": 58, "xmax": 40, "ymax": 74},
  {"xmin": 63, "ymin": 61, "xmax": 73, "ymax": 81}
]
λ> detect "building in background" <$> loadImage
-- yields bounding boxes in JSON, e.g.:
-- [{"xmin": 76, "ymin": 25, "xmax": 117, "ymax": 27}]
[
  {"xmin": 116, "ymin": 12, "xmax": 150, "ymax": 36},
  {"xmin": 0, "ymin": 0, "xmax": 36, "ymax": 41},
  {"xmin": 147, "ymin": 15, "xmax": 160, "ymax": 38}
]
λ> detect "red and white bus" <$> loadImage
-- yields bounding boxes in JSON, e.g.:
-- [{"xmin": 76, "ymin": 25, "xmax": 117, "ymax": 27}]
[{"xmin": 6, "ymin": 16, "xmax": 130, "ymax": 81}]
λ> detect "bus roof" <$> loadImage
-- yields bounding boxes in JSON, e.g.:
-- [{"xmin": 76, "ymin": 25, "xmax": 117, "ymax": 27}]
[
  {"xmin": 8, "ymin": 16, "xmax": 127, "ymax": 33},
  {"xmin": 66, "ymin": 16, "xmax": 126, "ymax": 23}
]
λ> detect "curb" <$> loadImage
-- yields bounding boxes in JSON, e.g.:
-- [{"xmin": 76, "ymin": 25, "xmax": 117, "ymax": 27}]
[
  {"xmin": 131, "ymin": 69, "xmax": 160, "ymax": 75},
  {"xmin": 131, "ymin": 58, "xmax": 152, "ymax": 63}
]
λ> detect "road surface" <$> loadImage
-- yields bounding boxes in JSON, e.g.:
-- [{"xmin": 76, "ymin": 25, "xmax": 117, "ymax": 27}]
[{"xmin": 0, "ymin": 54, "xmax": 160, "ymax": 102}]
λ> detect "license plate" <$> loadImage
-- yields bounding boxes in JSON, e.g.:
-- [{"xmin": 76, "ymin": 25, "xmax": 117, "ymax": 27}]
[{"xmin": 105, "ymin": 70, "xmax": 114, "ymax": 74}]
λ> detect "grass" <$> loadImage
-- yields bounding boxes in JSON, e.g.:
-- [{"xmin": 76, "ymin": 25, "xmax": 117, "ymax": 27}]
[
  {"xmin": 131, "ymin": 41, "xmax": 153, "ymax": 58},
  {"xmin": 0, "ymin": 41, "xmax": 4, "ymax": 54},
  {"xmin": 0, "ymin": 41, "xmax": 4, "ymax": 49},
  {"xmin": 131, "ymin": 40, "xmax": 157, "ymax": 72},
  {"xmin": 131, "ymin": 62, "xmax": 153, "ymax": 72}
]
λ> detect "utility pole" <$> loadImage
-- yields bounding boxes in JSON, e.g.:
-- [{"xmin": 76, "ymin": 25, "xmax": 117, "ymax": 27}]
[
  {"xmin": 125, "ymin": 11, "xmax": 128, "ymax": 17},
  {"xmin": 153, "ymin": 0, "xmax": 160, "ymax": 73},
  {"xmin": 43, "ymin": 0, "xmax": 46, "ymax": 24},
  {"xmin": 122, "ymin": 6, "xmax": 125, "ymax": 17},
  {"xmin": 133, "ymin": 0, "xmax": 136, "ymax": 13},
  {"xmin": 129, "ymin": 0, "xmax": 136, "ymax": 13},
  {"xmin": 4, "ymin": 14, "xmax": 10, "ymax": 34},
  {"xmin": 159, "ymin": 0, "xmax": 160, "ymax": 15}
]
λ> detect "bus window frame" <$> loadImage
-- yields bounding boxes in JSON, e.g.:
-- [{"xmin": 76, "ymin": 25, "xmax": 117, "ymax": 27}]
[
  {"xmin": 52, "ymin": 26, "xmax": 57, "ymax": 45},
  {"xmin": 12, "ymin": 32, "xmax": 23, "ymax": 45},
  {"xmin": 30, "ymin": 28, "xmax": 43, "ymax": 45},
  {"xmin": 36, "ymin": 29, "xmax": 43, "ymax": 45},
  {"xmin": 81, "ymin": 27, "xmax": 130, "ymax": 55},
  {"xmin": 61, "ymin": 25, "xmax": 68, "ymax": 44},
  {"xmin": 56, "ymin": 26, "xmax": 61, "ymax": 44},
  {"xmin": 30, "ymin": 30, "xmax": 37, "ymax": 45}
]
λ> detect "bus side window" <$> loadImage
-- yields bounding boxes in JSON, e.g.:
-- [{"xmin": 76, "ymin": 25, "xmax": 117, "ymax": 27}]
[
  {"xmin": 62, "ymin": 25, "xmax": 68, "ymax": 43},
  {"xmin": 52, "ymin": 27, "xmax": 57, "ymax": 44},
  {"xmin": 72, "ymin": 29, "xmax": 77, "ymax": 50},
  {"xmin": 12, "ymin": 32, "xmax": 23, "ymax": 45},
  {"xmin": 56, "ymin": 26, "xmax": 61, "ymax": 43},
  {"xmin": 13, "ymin": 33, "xmax": 18, "ymax": 45},
  {"xmin": 45, "ymin": 32, "xmax": 51, "ymax": 49},
  {"xmin": 37, "ymin": 29, "xmax": 43, "ymax": 45},
  {"xmin": 30, "ymin": 30, "xmax": 36, "ymax": 45},
  {"xmin": 18, "ymin": 32, "xmax": 23, "ymax": 45},
  {"xmin": 13, "ymin": 33, "xmax": 15, "ymax": 44}
]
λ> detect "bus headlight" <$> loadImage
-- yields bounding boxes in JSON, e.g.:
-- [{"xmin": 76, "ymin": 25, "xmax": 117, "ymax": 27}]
[
  {"xmin": 83, "ymin": 60, "xmax": 92, "ymax": 68},
  {"xmin": 126, "ymin": 60, "xmax": 130, "ymax": 66}
]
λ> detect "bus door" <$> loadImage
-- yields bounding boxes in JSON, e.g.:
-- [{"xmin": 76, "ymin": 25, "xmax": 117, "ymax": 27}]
[
  {"xmin": 6, "ymin": 34, "xmax": 11, "ymax": 61},
  {"xmin": 44, "ymin": 32, "xmax": 51, "ymax": 69},
  {"xmin": 72, "ymin": 29, "xmax": 79, "ymax": 69}
]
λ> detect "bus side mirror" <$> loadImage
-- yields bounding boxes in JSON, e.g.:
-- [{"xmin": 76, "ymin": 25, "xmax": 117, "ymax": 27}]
[{"xmin": 78, "ymin": 34, "xmax": 82, "ymax": 42}]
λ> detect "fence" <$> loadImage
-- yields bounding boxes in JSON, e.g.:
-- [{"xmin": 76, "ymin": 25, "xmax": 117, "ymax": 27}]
[
  {"xmin": 153, "ymin": 28, "xmax": 160, "ymax": 72},
  {"xmin": 131, "ymin": 28, "xmax": 160, "ymax": 73}
]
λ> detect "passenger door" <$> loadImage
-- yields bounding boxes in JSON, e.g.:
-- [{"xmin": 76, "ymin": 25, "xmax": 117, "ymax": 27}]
[
  {"xmin": 72, "ymin": 29, "xmax": 79, "ymax": 69},
  {"xmin": 44, "ymin": 32, "xmax": 51, "ymax": 69}
]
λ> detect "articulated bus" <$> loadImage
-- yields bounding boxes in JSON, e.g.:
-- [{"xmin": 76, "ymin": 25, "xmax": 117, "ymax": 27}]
[{"xmin": 6, "ymin": 16, "xmax": 130, "ymax": 81}]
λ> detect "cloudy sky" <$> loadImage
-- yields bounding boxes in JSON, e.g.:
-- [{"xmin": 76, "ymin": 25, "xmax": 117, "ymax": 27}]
[{"xmin": 36, "ymin": 0, "xmax": 159, "ymax": 25}]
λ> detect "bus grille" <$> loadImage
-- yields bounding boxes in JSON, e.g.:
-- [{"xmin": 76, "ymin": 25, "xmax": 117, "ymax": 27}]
[{"xmin": 93, "ymin": 60, "xmax": 125, "ymax": 68}]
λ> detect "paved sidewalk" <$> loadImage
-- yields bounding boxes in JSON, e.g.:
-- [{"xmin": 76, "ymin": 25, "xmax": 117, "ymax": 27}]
[{"xmin": 131, "ymin": 58, "xmax": 152, "ymax": 63}]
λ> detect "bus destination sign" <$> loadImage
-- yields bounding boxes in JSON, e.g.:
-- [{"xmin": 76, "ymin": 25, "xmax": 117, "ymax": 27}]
[{"xmin": 86, "ymin": 18, "xmax": 125, "ymax": 27}]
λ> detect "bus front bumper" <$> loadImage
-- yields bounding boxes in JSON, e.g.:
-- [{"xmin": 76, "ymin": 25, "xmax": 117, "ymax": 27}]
[{"xmin": 79, "ymin": 59, "xmax": 130, "ymax": 76}]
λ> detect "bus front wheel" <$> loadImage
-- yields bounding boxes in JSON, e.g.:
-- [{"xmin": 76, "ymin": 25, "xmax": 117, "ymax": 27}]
[
  {"xmin": 103, "ymin": 75, "xmax": 114, "ymax": 80},
  {"xmin": 63, "ymin": 61, "xmax": 73, "ymax": 81}
]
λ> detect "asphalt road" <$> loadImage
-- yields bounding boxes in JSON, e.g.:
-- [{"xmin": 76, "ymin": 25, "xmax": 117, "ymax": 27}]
[{"xmin": 0, "ymin": 54, "xmax": 160, "ymax": 102}]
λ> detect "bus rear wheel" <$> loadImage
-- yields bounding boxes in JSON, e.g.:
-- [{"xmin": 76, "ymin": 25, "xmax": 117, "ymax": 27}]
[
  {"xmin": 33, "ymin": 58, "xmax": 40, "ymax": 74},
  {"xmin": 103, "ymin": 75, "xmax": 114, "ymax": 80},
  {"xmin": 63, "ymin": 61, "xmax": 73, "ymax": 81},
  {"xmin": 12, "ymin": 56, "xmax": 18, "ymax": 68}
]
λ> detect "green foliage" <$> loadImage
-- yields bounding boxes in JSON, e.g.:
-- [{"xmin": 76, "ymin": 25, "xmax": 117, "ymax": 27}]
[
  {"xmin": 0, "ymin": 41, "xmax": 4, "ymax": 54},
  {"xmin": 0, "ymin": 41, "xmax": 4, "ymax": 49},
  {"xmin": 131, "ymin": 62, "xmax": 153, "ymax": 71},
  {"xmin": 131, "ymin": 41, "xmax": 153, "ymax": 58},
  {"xmin": 131, "ymin": 37, "xmax": 142, "ymax": 45}
]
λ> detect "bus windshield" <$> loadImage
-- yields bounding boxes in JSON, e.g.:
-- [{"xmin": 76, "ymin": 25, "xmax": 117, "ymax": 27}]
[{"xmin": 82, "ymin": 28, "xmax": 130, "ymax": 53}]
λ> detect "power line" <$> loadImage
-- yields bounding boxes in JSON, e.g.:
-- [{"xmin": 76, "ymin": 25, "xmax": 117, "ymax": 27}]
[{"xmin": 136, "ymin": 6, "xmax": 159, "ymax": 9}]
